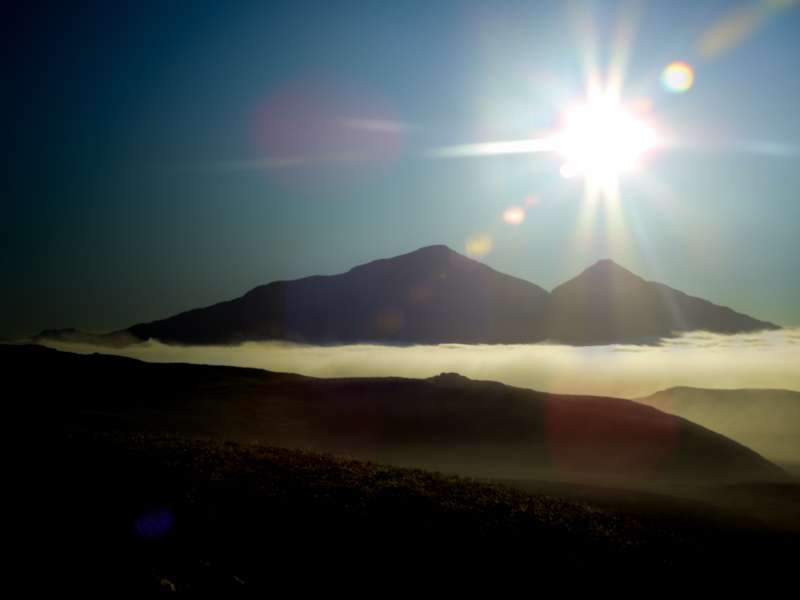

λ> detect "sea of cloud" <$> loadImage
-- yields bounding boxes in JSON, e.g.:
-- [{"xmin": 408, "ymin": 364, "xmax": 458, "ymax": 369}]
[{"xmin": 38, "ymin": 327, "xmax": 800, "ymax": 399}]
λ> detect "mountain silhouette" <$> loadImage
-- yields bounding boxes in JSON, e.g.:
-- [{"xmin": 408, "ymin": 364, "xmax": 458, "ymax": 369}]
[
  {"xmin": 545, "ymin": 259, "xmax": 777, "ymax": 344},
  {"xmin": 85, "ymin": 245, "xmax": 777, "ymax": 345},
  {"xmin": 126, "ymin": 245, "xmax": 551, "ymax": 345}
]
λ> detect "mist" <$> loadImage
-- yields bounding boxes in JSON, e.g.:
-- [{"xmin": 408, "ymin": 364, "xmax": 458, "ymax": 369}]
[{"xmin": 39, "ymin": 327, "xmax": 800, "ymax": 399}]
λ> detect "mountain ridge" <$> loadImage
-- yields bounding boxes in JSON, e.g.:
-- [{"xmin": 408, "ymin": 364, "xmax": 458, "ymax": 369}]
[{"xmin": 34, "ymin": 244, "xmax": 778, "ymax": 346}]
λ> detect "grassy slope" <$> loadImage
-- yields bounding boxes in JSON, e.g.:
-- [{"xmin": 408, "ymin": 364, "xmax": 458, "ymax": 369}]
[
  {"xmin": 13, "ymin": 344, "xmax": 796, "ymax": 587},
  {"xmin": 40, "ymin": 431, "xmax": 797, "ymax": 591}
]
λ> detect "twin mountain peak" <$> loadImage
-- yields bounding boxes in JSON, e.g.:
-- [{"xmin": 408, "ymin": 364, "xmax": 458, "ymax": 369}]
[{"xmin": 116, "ymin": 244, "xmax": 777, "ymax": 346}]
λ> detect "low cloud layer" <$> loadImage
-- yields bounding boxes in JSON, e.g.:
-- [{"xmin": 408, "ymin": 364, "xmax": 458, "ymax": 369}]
[{"xmin": 39, "ymin": 328, "xmax": 800, "ymax": 399}]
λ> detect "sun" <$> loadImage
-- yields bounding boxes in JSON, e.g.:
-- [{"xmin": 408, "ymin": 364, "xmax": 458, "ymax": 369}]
[{"xmin": 552, "ymin": 95, "xmax": 659, "ymax": 197}]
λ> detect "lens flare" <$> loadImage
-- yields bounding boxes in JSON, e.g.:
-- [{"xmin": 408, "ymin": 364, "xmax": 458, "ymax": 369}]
[
  {"xmin": 502, "ymin": 206, "xmax": 526, "ymax": 225},
  {"xmin": 135, "ymin": 508, "xmax": 174, "ymax": 540},
  {"xmin": 524, "ymin": 195, "xmax": 539, "ymax": 207},
  {"xmin": 697, "ymin": 1, "xmax": 798, "ymax": 59},
  {"xmin": 465, "ymin": 233, "xmax": 493, "ymax": 258},
  {"xmin": 661, "ymin": 61, "xmax": 695, "ymax": 93},
  {"xmin": 375, "ymin": 308, "xmax": 404, "ymax": 334}
]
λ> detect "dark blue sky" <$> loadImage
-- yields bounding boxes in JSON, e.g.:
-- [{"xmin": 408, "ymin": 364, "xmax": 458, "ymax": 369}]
[{"xmin": 4, "ymin": 0, "xmax": 800, "ymax": 338}]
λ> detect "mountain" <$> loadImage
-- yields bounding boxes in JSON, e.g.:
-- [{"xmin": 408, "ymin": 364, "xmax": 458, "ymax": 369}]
[
  {"xmin": 126, "ymin": 245, "xmax": 551, "ymax": 345},
  {"xmin": 40, "ymin": 245, "xmax": 777, "ymax": 346},
  {"xmin": 545, "ymin": 259, "xmax": 778, "ymax": 344},
  {"xmin": 637, "ymin": 387, "xmax": 800, "ymax": 464},
  {"xmin": 9, "ymin": 343, "xmax": 784, "ymax": 483}
]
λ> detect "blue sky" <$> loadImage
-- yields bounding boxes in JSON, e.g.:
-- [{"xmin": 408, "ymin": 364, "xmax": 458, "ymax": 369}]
[{"xmin": 4, "ymin": 0, "xmax": 800, "ymax": 337}]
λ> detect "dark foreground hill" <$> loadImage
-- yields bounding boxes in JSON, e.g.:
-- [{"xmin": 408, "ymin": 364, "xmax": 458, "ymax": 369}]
[
  {"xmin": 637, "ymin": 387, "xmax": 800, "ymax": 464},
  {"xmin": 39, "ymin": 432, "xmax": 797, "ymax": 590},
  {"xmin": 9, "ymin": 344, "xmax": 783, "ymax": 483},
  {"xmin": 95, "ymin": 245, "xmax": 776, "ymax": 346}
]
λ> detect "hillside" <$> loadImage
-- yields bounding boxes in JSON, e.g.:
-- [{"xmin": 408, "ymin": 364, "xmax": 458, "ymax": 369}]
[
  {"xmin": 637, "ymin": 386, "xmax": 800, "ymax": 463},
  {"xmin": 41, "ymin": 431, "xmax": 796, "ymax": 590},
  {"xmin": 9, "ymin": 343, "xmax": 783, "ymax": 483}
]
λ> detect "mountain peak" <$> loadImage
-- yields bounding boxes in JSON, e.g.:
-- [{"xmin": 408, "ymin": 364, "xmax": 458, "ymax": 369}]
[
  {"xmin": 585, "ymin": 258, "xmax": 635, "ymax": 273},
  {"xmin": 346, "ymin": 244, "xmax": 466, "ymax": 275},
  {"xmin": 429, "ymin": 372, "xmax": 471, "ymax": 384},
  {"xmin": 571, "ymin": 258, "xmax": 645, "ymax": 283},
  {"xmin": 591, "ymin": 258, "xmax": 618, "ymax": 267},
  {"xmin": 413, "ymin": 244, "xmax": 456, "ymax": 255},
  {"xmin": 399, "ymin": 244, "xmax": 464, "ymax": 262},
  {"xmin": 364, "ymin": 244, "xmax": 461, "ymax": 263}
]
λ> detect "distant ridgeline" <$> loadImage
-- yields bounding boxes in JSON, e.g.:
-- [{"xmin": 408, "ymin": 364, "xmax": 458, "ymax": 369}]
[{"xmin": 41, "ymin": 245, "xmax": 779, "ymax": 346}]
